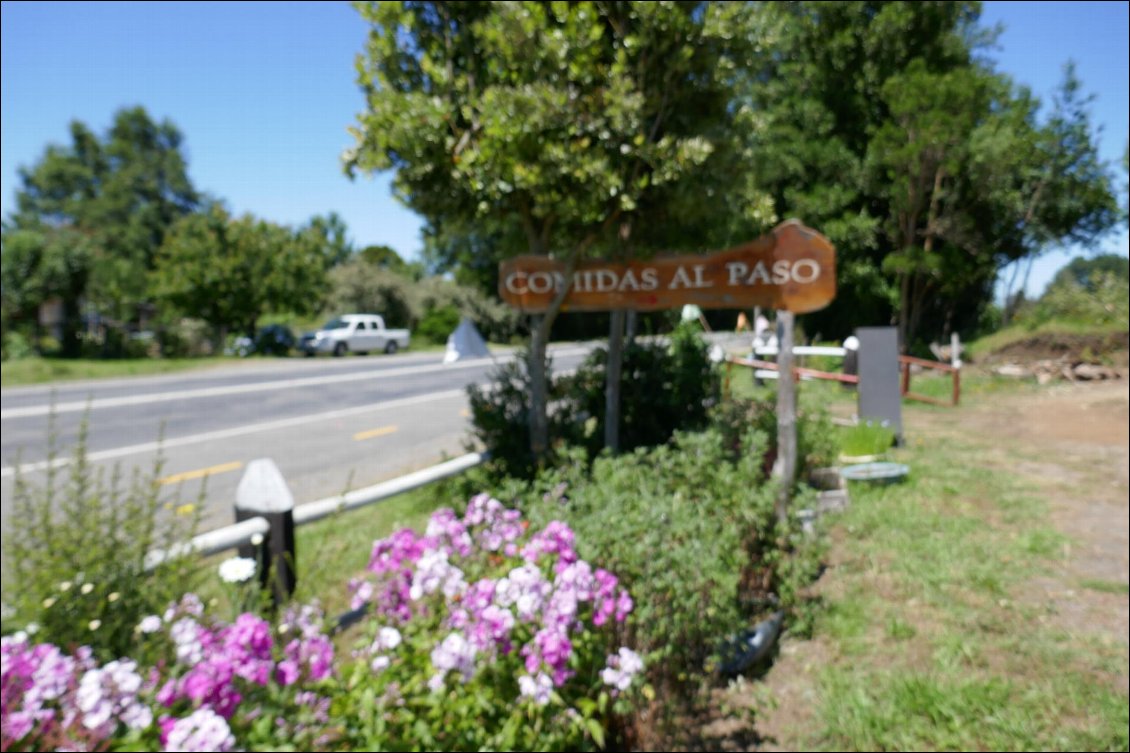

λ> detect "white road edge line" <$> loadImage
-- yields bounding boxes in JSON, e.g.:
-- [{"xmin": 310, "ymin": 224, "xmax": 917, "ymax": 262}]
[
  {"xmin": 1, "ymin": 346, "xmax": 591, "ymax": 420},
  {"xmin": 1, "ymin": 389, "xmax": 466, "ymax": 478}
]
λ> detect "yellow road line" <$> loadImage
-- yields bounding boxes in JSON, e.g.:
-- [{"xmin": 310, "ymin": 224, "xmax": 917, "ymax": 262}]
[
  {"xmin": 353, "ymin": 425, "xmax": 399, "ymax": 441},
  {"xmin": 159, "ymin": 461, "xmax": 243, "ymax": 486}
]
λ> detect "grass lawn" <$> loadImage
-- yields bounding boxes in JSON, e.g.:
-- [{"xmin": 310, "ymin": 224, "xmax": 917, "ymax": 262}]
[
  {"xmin": 0, "ymin": 356, "xmax": 241, "ymax": 387},
  {"xmin": 744, "ymin": 374, "xmax": 1129, "ymax": 751}
]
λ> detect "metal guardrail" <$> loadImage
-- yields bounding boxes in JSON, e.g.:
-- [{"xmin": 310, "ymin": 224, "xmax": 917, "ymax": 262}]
[
  {"xmin": 293, "ymin": 452, "xmax": 487, "ymax": 526},
  {"xmin": 143, "ymin": 452, "xmax": 487, "ymax": 574}
]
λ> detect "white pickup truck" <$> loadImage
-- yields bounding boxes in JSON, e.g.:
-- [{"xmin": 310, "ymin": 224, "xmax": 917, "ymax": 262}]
[{"xmin": 299, "ymin": 314, "xmax": 411, "ymax": 357}]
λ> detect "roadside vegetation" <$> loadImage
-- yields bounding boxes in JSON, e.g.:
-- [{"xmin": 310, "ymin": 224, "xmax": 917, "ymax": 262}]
[{"xmin": 2, "ymin": 1, "xmax": 1128, "ymax": 751}]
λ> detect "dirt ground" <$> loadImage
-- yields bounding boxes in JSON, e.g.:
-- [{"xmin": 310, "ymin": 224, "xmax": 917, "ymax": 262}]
[{"xmin": 700, "ymin": 372, "xmax": 1129, "ymax": 751}]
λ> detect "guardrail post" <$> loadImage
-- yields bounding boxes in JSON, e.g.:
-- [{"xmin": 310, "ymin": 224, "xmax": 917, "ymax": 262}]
[{"xmin": 235, "ymin": 459, "xmax": 296, "ymax": 606}]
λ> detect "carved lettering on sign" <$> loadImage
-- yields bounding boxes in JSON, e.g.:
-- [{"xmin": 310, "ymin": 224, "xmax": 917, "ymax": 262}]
[{"xmin": 499, "ymin": 219, "xmax": 835, "ymax": 313}]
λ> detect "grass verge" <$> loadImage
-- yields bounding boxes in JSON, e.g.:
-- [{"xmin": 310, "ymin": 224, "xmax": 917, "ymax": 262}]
[
  {"xmin": 772, "ymin": 394, "xmax": 1128, "ymax": 751},
  {"xmin": 1, "ymin": 356, "xmax": 241, "ymax": 387}
]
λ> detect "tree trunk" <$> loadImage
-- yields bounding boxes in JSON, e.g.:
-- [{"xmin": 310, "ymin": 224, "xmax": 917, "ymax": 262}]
[
  {"xmin": 528, "ymin": 315, "xmax": 550, "ymax": 460},
  {"xmin": 604, "ymin": 309, "xmax": 626, "ymax": 453},
  {"xmin": 773, "ymin": 311, "xmax": 797, "ymax": 524},
  {"xmin": 897, "ymin": 270, "xmax": 911, "ymax": 351},
  {"xmin": 61, "ymin": 295, "xmax": 82, "ymax": 359},
  {"xmin": 526, "ymin": 269, "xmax": 575, "ymax": 460}
]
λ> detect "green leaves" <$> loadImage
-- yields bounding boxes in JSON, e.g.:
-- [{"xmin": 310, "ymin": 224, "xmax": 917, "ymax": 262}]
[{"xmin": 152, "ymin": 206, "xmax": 327, "ymax": 344}]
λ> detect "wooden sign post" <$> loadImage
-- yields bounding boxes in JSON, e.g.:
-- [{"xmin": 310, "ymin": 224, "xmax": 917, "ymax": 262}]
[{"xmin": 499, "ymin": 220, "xmax": 836, "ymax": 523}]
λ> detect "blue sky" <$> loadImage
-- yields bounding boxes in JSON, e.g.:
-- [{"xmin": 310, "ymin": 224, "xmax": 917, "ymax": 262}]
[{"xmin": 2, "ymin": 0, "xmax": 1127, "ymax": 299}]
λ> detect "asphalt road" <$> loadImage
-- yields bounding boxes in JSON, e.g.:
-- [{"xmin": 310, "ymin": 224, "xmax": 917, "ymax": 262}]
[{"xmin": 1, "ymin": 344, "xmax": 592, "ymax": 532}]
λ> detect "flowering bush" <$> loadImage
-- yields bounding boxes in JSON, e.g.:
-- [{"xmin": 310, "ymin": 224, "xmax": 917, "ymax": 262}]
[
  {"xmin": 1, "ymin": 592, "xmax": 338, "ymax": 752},
  {"xmin": 337, "ymin": 494, "xmax": 643, "ymax": 750},
  {"xmin": 1, "ymin": 425, "xmax": 202, "ymax": 662},
  {"xmin": 2, "ymin": 495, "xmax": 641, "ymax": 751}
]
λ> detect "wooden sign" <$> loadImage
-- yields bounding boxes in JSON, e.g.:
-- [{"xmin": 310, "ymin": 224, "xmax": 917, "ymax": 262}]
[{"xmin": 499, "ymin": 219, "xmax": 835, "ymax": 314}]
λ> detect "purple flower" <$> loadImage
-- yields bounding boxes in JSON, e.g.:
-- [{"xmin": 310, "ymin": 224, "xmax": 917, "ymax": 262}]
[
  {"xmin": 521, "ymin": 520, "xmax": 577, "ymax": 568},
  {"xmin": 409, "ymin": 548, "xmax": 466, "ymax": 602},
  {"xmin": 426, "ymin": 508, "xmax": 473, "ymax": 557},
  {"xmin": 283, "ymin": 635, "xmax": 335, "ymax": 684},
  {"xmin": 367, "ymin": 528, "xmax": 428, "ymax": 575}
]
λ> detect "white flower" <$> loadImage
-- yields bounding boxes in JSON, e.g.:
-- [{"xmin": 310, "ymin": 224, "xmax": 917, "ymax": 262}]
[
  {"xmin": 137, "ymin": 615, "xmax": 163, "ymax": 634},
  {"xmin": 377, "ymin": 626, "xmax": 402, "ymax": 650},
  {"xmin": 518, "ymin": 672, "xmax": 553, "ymax": 706},
  {"xmin": 618, "ymin": 647, "xmax": 644, "ymax": 675},
  {"xmin": 107, "ymin": 592, "xmax": 120, "ymax": 602},
  {"xmin": 25, "ymin": 622, "xmax": 40, "ymax": 635},
  {"xmin": 59, "ymin": 581, "xmax": 73, "ymax": 592},
  {"xmin": 80, "ymin": 583, "xmax": 94, "ymax": 595},
  {"xmin": 250, "ymin": 533, "xmax": 264, "ymax": 546},
  {"xmin": 88, "ymin": 619, "xmax": 102, "ymax": 631},
  {"xmin": 218, "ymin": 556, "xmax": 257, "ymax": 584}
]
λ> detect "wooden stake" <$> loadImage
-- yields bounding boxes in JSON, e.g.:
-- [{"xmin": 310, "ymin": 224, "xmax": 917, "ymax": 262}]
[{"xmin": 773, "ymin": 311, "xmax": 797, "ymax": 524}]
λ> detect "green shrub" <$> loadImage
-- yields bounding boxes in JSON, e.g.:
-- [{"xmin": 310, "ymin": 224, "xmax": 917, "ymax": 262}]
[
  {"xmin": 1, "ymin": 422, "xmax": 203, "ymax": 661},
  {"xmin": 416, "ymin": 304, "xmax": 462, "ymax": 344},
  {"xmin": 467, "ymin": 349, "xmax": 574, "ymax": 480},
  {"xmin": 710, "ymin": 394, "xmax": 838, "ymax": 480},
  {"xmin": 2, "ymin": 330, "xmax": 37, "ymax": 361},
  {"xmin": 557, "ymin": 323, "xmax": 721, "ymax": 457},
  {"xmin": 155, "ymin": 317, "xmax": 215, "ymax": 357},
  {"xmin": 1027, "ymin": 271, "xmax": 1129, "ymax": 329},
  {"xmin": 495, "ymin": 429, "xmax": 809, "ymax": 693},
  {"xmin": 324, "ymin": 261, "xmax": 416, "ymax": 328}
]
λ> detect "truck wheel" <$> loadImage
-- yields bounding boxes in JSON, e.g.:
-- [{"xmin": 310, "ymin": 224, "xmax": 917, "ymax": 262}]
[
  {"xmin": 333, "ymin": 342, "xmax": 348, "ymax": 357},
  {"xmin": 384, "ymin": 341, "xmax": 399, "ymax": 355}
]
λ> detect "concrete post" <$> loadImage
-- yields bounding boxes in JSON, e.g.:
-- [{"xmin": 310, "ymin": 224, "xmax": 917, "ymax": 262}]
[{"xmin": 235, "ymin": 459, "xmax": 296, "ymax": 605}]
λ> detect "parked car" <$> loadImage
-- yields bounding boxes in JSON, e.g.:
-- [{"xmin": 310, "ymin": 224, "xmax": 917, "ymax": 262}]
[
  {"xmin": 299, "ymin": 314, "xmax": 411, "ymax": 357},
  {"xmin": 230, "ymin": 324, "xmax": 297, "ymax": 357}
]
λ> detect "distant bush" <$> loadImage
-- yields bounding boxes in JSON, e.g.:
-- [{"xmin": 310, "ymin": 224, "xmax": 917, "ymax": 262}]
[
  {"xmin": 413, "ymin": 275, "xmax": 520, "ymax": 343},
  {"xmin": 1, "ymin": 422, "xmax": 202, "ymax": 661},
  {"xmin": 1, "ymin": 330, "xmax": 36, "ymax": 361},
  {"xmin": 324, "ymin": 260, "xmax": 521, "ymax": 343},
  {"xmin": 1026, "ymin": 271, "xmax": 1129, "ymax": 329},
  {"xmin": 325, "ymin": 262, "xmax": 416, "ymax": 329},
  {"xmin": 155, "ymin": 317, "xmax": 216, "ymax": 357},
  {"xmin": 416, "ymin": 304, "xmax": 462, "ymax": 345}
]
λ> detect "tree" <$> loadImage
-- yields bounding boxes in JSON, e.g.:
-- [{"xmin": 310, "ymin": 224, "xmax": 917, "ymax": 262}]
[
  {"xmin": 4, "ymin": 107, "xmax": 199, "ymax": 328},
  {"xmin": 0, "ymin": 227, "xmax": 94, "ymax": 356},
  {"xmin": 742, "ymin": 3, "xmax": 1117, "ymax": 348},
  {"xmin": 304, "ymin": 211, "xmax": 355, "ymax": 268},
  {"xmin": 996, "ymin": 64, "xmax": 1120, "ymax": 323},
  {"xmin": 1047, "ymin": 254, "xmax": 1129, "ymax": 293},
  {"xmin": 323, "ymin": 260, "xmax": 416, "ymax": 328},
  {"xmin": 151, "ymin": 207, "xmax": 326, "ymax": 349},
  {"xmin": 347, "ymin": 1, "xmax": 756, "ymax": 458}
]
